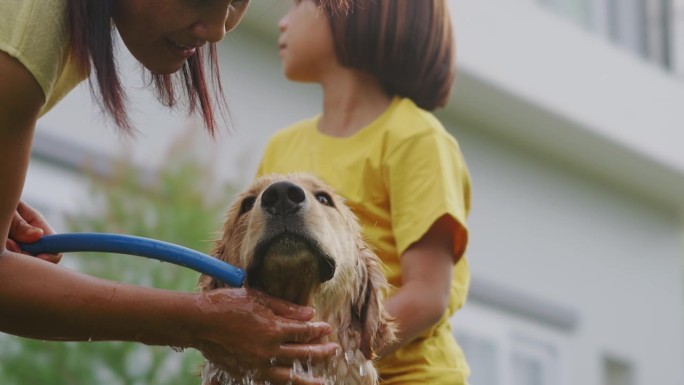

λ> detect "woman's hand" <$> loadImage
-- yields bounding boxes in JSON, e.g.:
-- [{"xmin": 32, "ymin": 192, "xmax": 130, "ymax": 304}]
[
  {"xmin": 5, "ymin": 201, "xmax": 62, "ymax": 264},
  {"xmin": 192, "ymin": 288, "xmax": 340, "ymax": 385}
]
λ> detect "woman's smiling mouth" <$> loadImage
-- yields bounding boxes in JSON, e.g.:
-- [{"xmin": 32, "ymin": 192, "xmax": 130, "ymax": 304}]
[{"xmin": 168, "ymin": 38, "xmax": 201, "ymax": 58}]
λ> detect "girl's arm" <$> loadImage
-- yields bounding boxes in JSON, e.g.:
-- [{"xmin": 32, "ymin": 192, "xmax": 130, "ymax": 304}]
[
  {"xmin": 379, "ymin": 215, "xmax": 461, "ymax": 357},
  {"xmin": 0, "ymin": 51, "xmax": 337, "ymax": 385}
]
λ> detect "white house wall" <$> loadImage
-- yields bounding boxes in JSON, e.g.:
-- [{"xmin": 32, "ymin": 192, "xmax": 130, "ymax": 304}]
[
  {"xmin": 452, "ymin": 119, "xmax": 683, "ymax": 384},
  {"xmin": 450, "ymin": 0, "xmax": 684, "ymax": 209}
]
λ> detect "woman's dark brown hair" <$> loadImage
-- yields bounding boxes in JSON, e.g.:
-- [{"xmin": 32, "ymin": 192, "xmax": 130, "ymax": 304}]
[
  {"xmin": 68, "ymin": 0, "xmax": 227, "ymax": 134},
  {"xmin": 67, "ymin": 0, "xmax": 356, "ymax": 134},
  {"xmin": 320, "ymin": 0, "xmax": 456, "ymax": 111}
]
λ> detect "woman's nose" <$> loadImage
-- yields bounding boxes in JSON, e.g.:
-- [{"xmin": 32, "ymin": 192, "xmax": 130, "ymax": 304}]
[
  {"xmin": 192, "ymin": 1, "xmax": 250, "ymax": 43},
  {"xmin": 192, "ymin": 11, "xmax": 229, "ymax": 43}
]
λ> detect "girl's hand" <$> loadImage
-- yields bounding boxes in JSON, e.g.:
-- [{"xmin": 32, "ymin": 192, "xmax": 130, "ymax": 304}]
[
  {"xmin": 5, "ymin": 201, "xmax": 62, "ymax": 264},
  {"xmin": 193, "ymin": 288, "xmax": 340, "ymax": 385}
]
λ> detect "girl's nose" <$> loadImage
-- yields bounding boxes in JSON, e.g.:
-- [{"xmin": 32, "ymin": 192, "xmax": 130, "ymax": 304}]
[{"xmin": 278, "ymin": 15, "xmax": 288, "ymax": 32}]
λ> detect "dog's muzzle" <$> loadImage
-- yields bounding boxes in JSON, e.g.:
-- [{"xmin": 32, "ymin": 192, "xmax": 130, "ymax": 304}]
[{"xmin": 245, "ymin": 181, "xmax": 336, "ymax": 301}]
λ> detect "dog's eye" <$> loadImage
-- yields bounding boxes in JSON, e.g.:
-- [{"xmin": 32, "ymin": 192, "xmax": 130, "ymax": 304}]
[
  {"xmin": 314, "ymin": 192, "xmax": 335, "ymax": 207},
  {"xmin": 239, "ymin": 196, "xmax": 256, "ymax": 215}
]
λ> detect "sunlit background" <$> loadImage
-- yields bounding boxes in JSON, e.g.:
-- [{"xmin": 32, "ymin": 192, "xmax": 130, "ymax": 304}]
[{"xmin": 5, "ymin": 1, "xmax": 684, "ymax": 384}]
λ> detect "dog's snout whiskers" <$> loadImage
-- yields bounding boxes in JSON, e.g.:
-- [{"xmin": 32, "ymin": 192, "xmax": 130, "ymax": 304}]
[{"xmin": 261, "ymin": 181, "xmax": 306, "ymax": 215}]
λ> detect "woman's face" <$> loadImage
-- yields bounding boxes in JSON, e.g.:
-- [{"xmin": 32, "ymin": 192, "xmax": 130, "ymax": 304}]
[
  {"xmin": 278, "ymin": 0, "xmax": 337, "ymax": 82},
  {"xmin": 114, "ymin": 0, "xmax": 250, "ymax": 74}
]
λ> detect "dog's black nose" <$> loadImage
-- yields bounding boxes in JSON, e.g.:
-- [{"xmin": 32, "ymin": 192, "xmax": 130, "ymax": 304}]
[{"xmin": 261, "ymin": 181, "xmax": 306, "ymax": 215}]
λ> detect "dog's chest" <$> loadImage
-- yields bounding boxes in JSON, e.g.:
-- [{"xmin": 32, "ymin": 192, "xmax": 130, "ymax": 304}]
[
  {"xmin": 311, "ymin": 319, "xmax": 378, "ymax": 385},
  {"xmin": 320, "ymin": 346, "xmax": 376, "ymax": 385}
]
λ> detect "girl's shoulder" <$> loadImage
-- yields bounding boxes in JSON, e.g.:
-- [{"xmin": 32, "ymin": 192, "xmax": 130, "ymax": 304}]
[
  {"xmin": 383, "ymin": 97, "xmax": 454, "ymax": 144},
  {"xmin": 270, "ymin": 116, "xmax": 318, "ymax": 142}
]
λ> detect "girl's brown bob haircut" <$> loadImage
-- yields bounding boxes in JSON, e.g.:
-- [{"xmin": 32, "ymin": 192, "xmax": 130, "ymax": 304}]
[
  {"xmin": 67, "ymin": 0, "xmax": 357, "ymax": 133},
  {"xmin": 320, "ymin": 0, "xmax": 456, "ymax": 111}
]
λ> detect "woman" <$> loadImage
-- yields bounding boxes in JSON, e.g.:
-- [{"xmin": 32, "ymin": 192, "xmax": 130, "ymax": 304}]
[
  {"xmin": 258, "ymin": 0, "xmax": 471, "ymax": 383},
  {"xmin": 0, "ymin": 1, "xmax": 351, "ymax": 383}
]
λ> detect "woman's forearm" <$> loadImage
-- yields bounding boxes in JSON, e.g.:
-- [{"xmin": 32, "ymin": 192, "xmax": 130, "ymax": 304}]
[{"xmin": 0, "ymin": 250, "xmax": 196, "ymax": 347}]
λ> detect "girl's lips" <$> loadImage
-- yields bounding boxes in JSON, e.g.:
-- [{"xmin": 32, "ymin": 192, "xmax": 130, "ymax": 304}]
[{"xmin": 168, "ymin": 39, "xmax": 200, "ymax": 59}]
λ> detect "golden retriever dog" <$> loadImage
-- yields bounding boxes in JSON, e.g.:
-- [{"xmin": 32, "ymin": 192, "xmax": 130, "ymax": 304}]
[{"xmin": 198, "ymin": 173, "xmax": 395, "ymax": 385}]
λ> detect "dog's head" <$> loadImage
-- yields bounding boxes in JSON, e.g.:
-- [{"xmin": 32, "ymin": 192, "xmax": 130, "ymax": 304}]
[{"xmin": 200, "ymin": 173, "xmax": 394, "ymax": 359}]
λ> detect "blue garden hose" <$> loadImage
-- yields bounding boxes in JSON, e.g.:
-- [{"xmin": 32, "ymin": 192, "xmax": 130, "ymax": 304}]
[{"xmin": 18, "ymin": 233, "xmax": 245, "ymax": 287}]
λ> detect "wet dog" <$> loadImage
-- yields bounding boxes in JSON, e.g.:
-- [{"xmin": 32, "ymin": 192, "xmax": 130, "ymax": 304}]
[{"xmin": 198, "ymin": 173, "xmax": 395, "ymax": 385}]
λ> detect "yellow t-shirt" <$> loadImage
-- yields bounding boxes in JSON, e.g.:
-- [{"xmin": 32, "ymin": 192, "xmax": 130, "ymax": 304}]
[
  {"xmin": 258, "ymin": 97, "xmax": 472, "ymax": 384},
  {"xmin": 0, "ymin": 0, "xmax": 84, "ymax": 116}
]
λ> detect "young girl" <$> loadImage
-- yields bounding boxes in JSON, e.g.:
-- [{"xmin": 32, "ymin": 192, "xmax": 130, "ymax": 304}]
[
  {"xmin": 0, "ymin": 1, "xmax": 354, "ymax": 383},
  {"xmin": 258, "ymin": 0, "xmax": 471, "ymax": 383}
]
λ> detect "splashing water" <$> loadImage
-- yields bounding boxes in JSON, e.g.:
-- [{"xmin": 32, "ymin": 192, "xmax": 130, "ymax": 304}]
[
  {"xmin": 203, "ymin": 365, "xmax": 264, "ymax": 385},
  {"xmin": 202, "ymin": 349, "xmax": 375, "ymax": 385}
]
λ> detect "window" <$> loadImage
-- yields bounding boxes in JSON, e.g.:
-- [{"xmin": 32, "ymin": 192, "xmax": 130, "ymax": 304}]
[
  {"xmin": 455, "ymin": 331, "xmax": 499, "ymax": 385},
  {"xmin": 537, "ymin": 0, "xmax": 593, "ymax": 27},
  {"xmin": 452, "ymin": 303, "xmax": 568, "ymax": 385},
  {"xmin": 536, "ymin": 0, "xmax": 673, "ymax": 69},
  {"xmin": 673, "ymin": 0, "xmax": 684, "ymax": 75},
  {"xmin": 607, "ymin": 0, "xmax": 649, "ymax": 57},
  {"xmin": 510, "ymin": 335, "xmax": 560, "ymax": 385}
]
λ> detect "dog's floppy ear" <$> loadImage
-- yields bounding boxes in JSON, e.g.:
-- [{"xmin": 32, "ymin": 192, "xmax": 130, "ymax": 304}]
[{"xmin": 353, "ymin": 242, "xmax": 396, "ymax": 360}]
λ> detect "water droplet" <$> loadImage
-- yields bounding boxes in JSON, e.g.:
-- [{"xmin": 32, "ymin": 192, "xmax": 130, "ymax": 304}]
[{"xmin": 293, "ymin": 359, "xmax": 303, "ymax": 374}]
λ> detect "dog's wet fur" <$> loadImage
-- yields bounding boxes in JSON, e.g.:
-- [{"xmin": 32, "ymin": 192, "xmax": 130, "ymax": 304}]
[{"xmin": 198, "ymin": 173, "xmax": 395, "ymax": 385}]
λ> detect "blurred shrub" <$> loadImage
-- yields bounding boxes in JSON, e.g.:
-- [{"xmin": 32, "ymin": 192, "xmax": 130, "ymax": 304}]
[{"xmin": 0, "ymin": 135, "xmax": 242, "ymax": 385}]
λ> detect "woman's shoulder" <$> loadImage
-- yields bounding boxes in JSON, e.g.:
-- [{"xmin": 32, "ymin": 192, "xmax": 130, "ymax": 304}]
[
  {"xmin": 0, "ymin": 0, "xmax": 72, "ymax": 100},
  {"xmin": 0, "ymin": 0, "xmax": 71, "ymax": 62}
]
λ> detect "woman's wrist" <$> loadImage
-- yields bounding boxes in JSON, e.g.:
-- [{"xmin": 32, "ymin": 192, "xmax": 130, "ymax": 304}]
[
  {"xmin": 0, "ymin": 251, "xmax": 201, "ymax": 347},
  {"xmin": 91, "ymin": 282, "xmax": 203, "ymax": 349}
]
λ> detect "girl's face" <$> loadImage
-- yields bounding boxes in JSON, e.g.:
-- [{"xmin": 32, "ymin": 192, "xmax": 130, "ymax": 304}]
[
  {"xmin": 278, "ymin": 0, "xmax": 337, "ymax": 82},
  {"xmin": 114, "ymin": 0, "xmax": 250, "ymax": 74}
]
